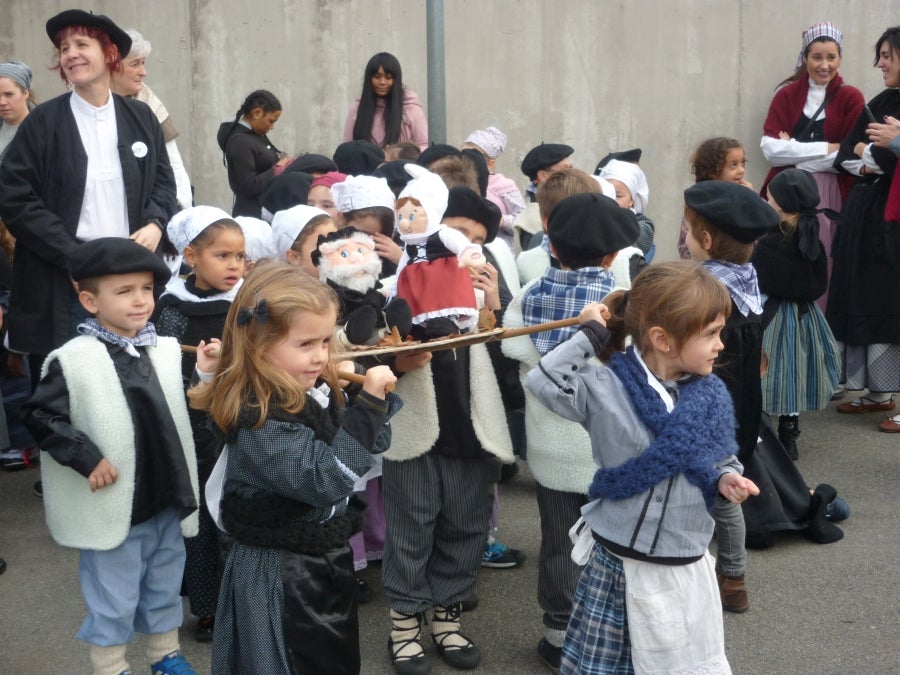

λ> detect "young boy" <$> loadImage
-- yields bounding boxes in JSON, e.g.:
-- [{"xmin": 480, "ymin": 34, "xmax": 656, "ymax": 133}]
[
  {"xmin": 513, "ymin": 143, "xmax": 574, "ymax": 253},
  {"xmin": 502, "ymin": 193, "xmax": 639, "ymax": 671},
  {"xmin": 24, "ymin": 238, "xmax": 200, "ymax": 675},
  {"xmin": 683, "ymin": 180, "xmax": 779, "ymax": 612}
]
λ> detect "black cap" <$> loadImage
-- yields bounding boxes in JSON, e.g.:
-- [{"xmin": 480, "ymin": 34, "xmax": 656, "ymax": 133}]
[
  {"xmin": 416, "ymin": 143, "xmax": 460, "ymax": 168},
  {"xmin": 285, "ymin": 153, "xmax": 339, "ymax": 176},
  {"xmin": 443, "ymin": 187, "xmax": 502, "ymax": 243},
  {"xmin": 768, "ymin": 168, "xmax": 820, "ymax": 213},
  {"xmin": 521, "ymin": 143, "xmax": 574, "ymax": 180},
  {"xmin": 684, "ymin": 181, "xmax": 779, "ymax": 243},
  {"xmin": 594, "ymin": 148, "xmax": 642, "ymax": 173},
  {"xmin": 332, "ymin": 140, "xmax": 384, "ymax": 176},
  {"xmin": 372, "ymin": 160, "xmax": 413, "ymax": 196},
  {"xmin": 261, "ymin": 172, "xmax": 313, "ymax": 216},
  {"xmin": 46, "ymin": 10, "xmax": 132, "ymax": 58},
  {"xmin": 69, "ymin": 237, "xmax": 171, "ymax": 286},
  {"xmin": 548, "ymin": 193, "xmax": 640, "ymax": 262}
]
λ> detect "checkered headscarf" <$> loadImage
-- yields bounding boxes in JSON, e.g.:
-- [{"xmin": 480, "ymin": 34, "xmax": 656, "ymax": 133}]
[{"xmin": 797, "ymin": 22, "xmax": 842, "ymax": 68}]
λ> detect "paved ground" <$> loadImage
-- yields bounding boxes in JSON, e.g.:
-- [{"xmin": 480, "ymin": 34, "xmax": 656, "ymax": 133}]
[{"xmin": 1, "ymin": 399, "xmax": 898, "ymax": 674}]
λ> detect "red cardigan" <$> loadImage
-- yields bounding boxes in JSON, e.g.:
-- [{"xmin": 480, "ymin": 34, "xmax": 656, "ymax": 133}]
[{"xmin": 760, "ymin": 74, "xmax": 864, "ymax": 199}]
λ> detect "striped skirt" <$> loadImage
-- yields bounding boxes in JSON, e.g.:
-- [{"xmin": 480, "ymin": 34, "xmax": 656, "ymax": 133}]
[{"xmin": 762, "ymin": 300, "xmax": 840, "ymax": 414}]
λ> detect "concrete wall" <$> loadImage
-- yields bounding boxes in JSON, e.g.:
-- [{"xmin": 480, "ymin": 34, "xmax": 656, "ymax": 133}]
[{"xmin": 1, "ymin": 1, "xmax": 895, "ymax": 259}]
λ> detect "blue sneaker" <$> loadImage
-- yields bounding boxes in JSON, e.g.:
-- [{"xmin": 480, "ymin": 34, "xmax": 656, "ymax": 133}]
[
  {"xmin": 825, "ymin": 497, "xmax": 850, "ymax": 522},
  {"xmin": 481, "ymin": 537, "xmax": 526, "ymax": 569},
  {"xmin": 151, "ymin": 651, "xmax": 197, "ymax": 675}
]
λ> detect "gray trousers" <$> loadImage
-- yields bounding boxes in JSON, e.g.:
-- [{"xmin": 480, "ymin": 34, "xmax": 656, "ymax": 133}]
[
  {"xmin": 713, "ymin": 498, "xmax": 747, "ymax": 577},
  {"xmin": 381, "ymin": 453, "xmax": 498, "ymax": 615},
  {"xmin": 535, "ymin": 483, "xmax": 587, "ymax": 631}
]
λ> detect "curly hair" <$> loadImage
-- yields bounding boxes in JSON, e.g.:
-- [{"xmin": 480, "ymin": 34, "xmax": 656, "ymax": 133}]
[{"xmin": 689, "ymin": 137, "xmax": 744, "ymax": 183}]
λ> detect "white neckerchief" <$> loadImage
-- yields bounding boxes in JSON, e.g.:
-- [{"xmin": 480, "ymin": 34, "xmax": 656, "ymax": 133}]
[{"xmin": 160, "ymin": 276, "xmax": 243, "ymax": 303}]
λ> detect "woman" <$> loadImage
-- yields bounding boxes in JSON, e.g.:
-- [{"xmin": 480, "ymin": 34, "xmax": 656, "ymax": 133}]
[
  {"xmin": 760, "ymin": 21, "xmax": 864, "ymax": 310},
  {"xmin": 111, "ymin": 29, "xmax": 193, "ymax": 210},
  {"xmin": 828, "ymin": 26, "xmax": 900, "ymax": 433},
  {"xmin": 217, "ymin": 89, "xmax": 288, "ymax": 218},
  {"xmin": 343, "ymin": 52, "xmax": 428, "ymax": 151},
  {"xmin": 0, "ymin": 9, "xmax": 176, "ymax": 383},
  {"xmin": 0, "ymin": 61, "xmax": 35, "ymax": 163}
]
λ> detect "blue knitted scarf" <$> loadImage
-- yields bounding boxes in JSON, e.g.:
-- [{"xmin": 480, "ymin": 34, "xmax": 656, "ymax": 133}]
[{"xmin": 588, "ymin": 347, "xmax": 738, "ymax": 510}]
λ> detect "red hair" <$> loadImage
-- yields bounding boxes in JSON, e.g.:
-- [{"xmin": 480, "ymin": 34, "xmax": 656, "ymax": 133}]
[{"xmin": 51, "ymin": 25, "xmax": 123, "ymax": 83}]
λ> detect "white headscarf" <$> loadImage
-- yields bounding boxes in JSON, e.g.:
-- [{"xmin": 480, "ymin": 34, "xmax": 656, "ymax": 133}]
[
  {"xmin": 598, "ymin": 159, "xmax": 650, "ymax": 214},
  {"xmin": 270, "ymin": 205, "xmax": 329, "ymax": 259},
  {"xmin": 167, "ymin": 205, "xmax": 234, "ymax": 253}
]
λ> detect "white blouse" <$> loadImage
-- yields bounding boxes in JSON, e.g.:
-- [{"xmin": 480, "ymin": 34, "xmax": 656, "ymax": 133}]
[{"xmin": 760, "ymin": 78, "xmax": 836, "ymax": 173}]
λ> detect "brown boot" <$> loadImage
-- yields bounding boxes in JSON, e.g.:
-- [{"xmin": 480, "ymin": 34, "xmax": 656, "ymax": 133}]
[{"xmin": 717, "ymin": 573, "xmax": 749, "ymax": 613}]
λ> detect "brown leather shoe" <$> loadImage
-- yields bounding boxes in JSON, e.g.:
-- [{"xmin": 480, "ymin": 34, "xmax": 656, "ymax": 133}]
[
  {"xmin": 717, "ymin": 573, "xmax": 749, "ymax": 613},
  {"xmin": 878, "ymin": 415, "xmax": 900, "ymax": 433},
  {"xmin": 836, "ymin": 396, "xmax": 895, "ymax": 414}
]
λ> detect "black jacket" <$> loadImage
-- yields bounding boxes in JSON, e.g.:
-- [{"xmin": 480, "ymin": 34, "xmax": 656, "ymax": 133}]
[
  {"xmin": 217, "ymin": 121, "xmax": 281, "ymax": 218},
  {"xmin": 0, "ymin": 92, "xmax": 176, "ymax": 355}
]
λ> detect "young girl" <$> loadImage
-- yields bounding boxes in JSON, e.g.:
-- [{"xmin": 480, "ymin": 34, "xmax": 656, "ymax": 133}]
[
  {"xmin": 153, "ymin": 205, "xmax": 246, "ymax": 641},
  {"xmin": 271, "ymin": 204, "xmax": 338, "ymax": 277},
  {"xmin": 344, "ymin": 52, "xmax": 428, "ymax": 150},
  {"xmin": 189, "ymin": 263, "xmax": 399, "ymax": 675},
  {"xmin": 526, "ymin": 261, "xmax": 757, "ymax": 674},
  {"xmin": 753, "ymin": 169, "xmax": 841, "ymax": 458},
  {"xmin": 677, "ymin": 138, "xmax": 752, "ymax": 258},
  {"xmin": 217, "ymin": 89, "xmax": 289, "ymax": 218}
]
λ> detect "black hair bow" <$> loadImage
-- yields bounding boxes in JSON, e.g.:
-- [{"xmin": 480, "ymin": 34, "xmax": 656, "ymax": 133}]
[{"xmin": 237, "ymin": 297, "xmax": 268, "ymax": 326}]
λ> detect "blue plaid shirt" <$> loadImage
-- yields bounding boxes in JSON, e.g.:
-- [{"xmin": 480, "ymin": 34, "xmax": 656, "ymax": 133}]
[
  {"xmin": 520, "ymin": 266, "xmax": 616, "ymax": 355},
  {"xmin": 77, "ymin": 318, "xmax": 158, "ymax": 358},
  {"xmin": 702, "ymin": 260, "xmax": 762, "ymax": 317}
]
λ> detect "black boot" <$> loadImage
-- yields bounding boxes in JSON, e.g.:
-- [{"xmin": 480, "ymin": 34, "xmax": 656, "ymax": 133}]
[{"xmin": 777, "ymin": 415, "xmax": 800, "ymax": 460}]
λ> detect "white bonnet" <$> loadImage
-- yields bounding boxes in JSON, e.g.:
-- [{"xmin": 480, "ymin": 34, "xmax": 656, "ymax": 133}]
[
  {"xmin": 167, "ymin": 205, "xmax": 235, "ymax": 253},
  {"xmin": 397, "ymin": 164, "xmax": 449, "ymax": 237},
  {"xmin": 598, "ymin": 159, "xmax": 649, "ymax": 213},
  {"xmin": 464, "ymin": 126, "xmax": 508, "ymax": 159},
  {"xmin": 331, "ymin": 175, "xmax": 395, "ymax": 213},
  {"xmin": 233, "ymin": 216, "xmax": 275, "ymax": 262},
  {"xmin": 270, "ymin": 205, "xmax": 330, "ymax": 259}
]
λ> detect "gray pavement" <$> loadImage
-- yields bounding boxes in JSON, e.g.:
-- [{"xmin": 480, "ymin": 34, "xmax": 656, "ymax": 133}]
[{"xmin": 1, "ymin": 400, "xmax": 898, "ymax": 674}]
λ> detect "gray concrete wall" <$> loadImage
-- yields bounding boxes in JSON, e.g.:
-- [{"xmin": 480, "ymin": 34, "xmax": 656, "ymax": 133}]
[{"xmin": 1, "ymin": 1, "xmax": 895, "ymax": 259}]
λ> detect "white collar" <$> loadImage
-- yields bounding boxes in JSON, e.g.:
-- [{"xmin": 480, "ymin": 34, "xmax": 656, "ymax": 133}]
[
  {"xmin": 70, "ymin": 89, "xmax": 114, "ymax": 116},
  {"xmin": 633, "ymin": 346, "xmax": 675, "ymax": 413},
  {"xmin": 160, "ymin": 276, "xmax": 243, "ymax": 303}
]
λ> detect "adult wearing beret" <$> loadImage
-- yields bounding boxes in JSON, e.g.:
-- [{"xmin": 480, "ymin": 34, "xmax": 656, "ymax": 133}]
[
  {"xmin": 514, "ymin": 143, "xmax": 574, "ymax": 253},
  {"xmin": 0, "ymin": 9, "xmax": 176, "ymax": 386}
]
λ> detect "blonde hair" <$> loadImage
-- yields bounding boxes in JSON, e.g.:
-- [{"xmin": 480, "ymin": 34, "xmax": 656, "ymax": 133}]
[
  {"xmin": 536, "ymin": 168, "xmax": 600, "ymax": 220},
  {"xmin": 601, "ymin": 261, "xmax": 732, "ymax": 359},
  {"xmin": 188, "ymin": 262, "xmax": 341, "ymax": 431}
]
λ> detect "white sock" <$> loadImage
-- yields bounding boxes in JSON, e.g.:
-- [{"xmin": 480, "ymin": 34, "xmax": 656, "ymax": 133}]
[
  {"xmin": 89, "ymin": 644, "xmax": 129, "ymax": 675},
  {"xmin": 145, "ymin": 628, "xmax": 179, "ymax": 664},
  {"xmin": 545, "ymin": 628, "xmax": 566, "ymax": 648}
]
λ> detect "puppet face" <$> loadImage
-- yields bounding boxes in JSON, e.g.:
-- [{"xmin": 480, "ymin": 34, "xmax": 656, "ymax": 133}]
[
  {"xmin": 397, "ymin": 200, "xmax": 428, "ymax": 235},
  {"xmin": 317, "ymin": 234, "xmax": 383, "ymax": 294},
  {"xmin": 322, "ymin": 239, "xmax": 375, "ymax": 269}
]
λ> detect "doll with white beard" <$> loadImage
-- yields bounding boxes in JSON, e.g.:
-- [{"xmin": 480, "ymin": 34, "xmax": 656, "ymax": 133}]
[
  {"xmin": 313, "ymin": 227, "xmax": 412, "ymax": 348},
  {"xmin": 393, "ymin": 164, "xmax": 486, "ymax": 337}
]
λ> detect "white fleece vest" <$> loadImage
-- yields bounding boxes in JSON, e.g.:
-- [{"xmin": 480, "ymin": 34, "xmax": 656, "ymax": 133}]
[
  {"xmin": 40, "ymin": 336, "xmax": 199, "ymax": 550},
  {"xmin": 385, "ymin": 342, "xmax": 514, "ymax": 463},
  {"xmin": 502, "ymin": 286, "xmax": 597, "ymax": 493}
]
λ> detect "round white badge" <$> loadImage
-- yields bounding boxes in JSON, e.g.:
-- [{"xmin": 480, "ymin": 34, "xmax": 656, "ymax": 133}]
[{"xmin": 131, "ymin": 141, "xmax": 148, "ymax": 158}]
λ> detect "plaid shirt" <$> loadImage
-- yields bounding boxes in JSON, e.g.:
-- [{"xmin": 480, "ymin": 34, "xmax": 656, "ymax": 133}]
[
  {"xmin": 521, "ymin": 266, "xmax": 616, "ymax": 355},
  {"xmin": 77, "ymin": 318, "xmax": 158, "ymax": 358},
  {"xmin": 702, "ymin": 260, "xmax": 762, "ymax": 317}
]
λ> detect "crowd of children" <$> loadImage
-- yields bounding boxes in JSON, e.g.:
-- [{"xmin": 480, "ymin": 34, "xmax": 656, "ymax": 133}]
[{"xmin": 2, "ymin": 7, "xmax": 897, "ymax": 675}]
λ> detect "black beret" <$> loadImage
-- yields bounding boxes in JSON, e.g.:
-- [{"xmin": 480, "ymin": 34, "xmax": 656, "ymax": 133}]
[
  {"xmin": 46, "ymin": 10, "xmax": 131, "ymax": 58},
  {"xmin": 594, "ymin": 148, "xmax": 643, "ymax": 173},
  {"xmin": 520, "ymin": 143, "xmax": 574, "ymax": 180},
  {"xmin": 684, "ymin": 180, "xmax": 779, "ymax": 243},
  {"xmin": 416, "ymin": 143, "xmax": 460, "ymax": 168},
  {"xmin": 285, "ymin": 153, "xmax": 339, "ymax": 176},
  {"xmin": 332, "ymin": 141, "xmax": 384, "ymax": 176},
  {"xmin": 548, "ymin": 193, "xmax": 640, "ymax": 262},
  {"xmin": 371, "ymin": 160, "xmax": 413, "ymax": 196},
  {"xmin": 444, "ymin": 187, "xmax": 502, "ymax": 244},
  {"xmin": 261, "ymin": 172, "xmax": 313, "ymax": 216},
  {"xmin": 460, "ymin": 148, "xmax": 489, "ymax": 197},
  {"xmin": 768, "ymin": 168, "xmax": 820, "ymax": 214},
  {"xmin": 69, "ymin": 237, "xmax": 171, "ymax": 286}
]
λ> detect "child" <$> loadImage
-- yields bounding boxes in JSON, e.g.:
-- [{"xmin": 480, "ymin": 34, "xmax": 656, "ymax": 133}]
[
  {"xmin": 332, "ymin": 174, "xmax": 404, "ymax": 277},
  {"xmin": 154, "ymin": 205, "xmax": 246, "ymax": 641},
  {"xmin": 233, "ymin": 215, "xmax": 276, "ymax": 273},
  {"xmin": 189, "ymin": 262, "xmax": 399, "ymax": 674},
  {"xmin": 678, "ymin": 138, "xmax": 752, "ymax": 259},
  {"xmin": 526, "ymin": 261, "xmax": 758, "ymax": 674},
  {"xmin": 307, "ymin": 171, "xmax": 348, "ymax": 224},
  {"xmin": 514, "ymin": 143, "xmax": 574, "ymax": 253},
  {"xmin": 597, "ymin": 157, "xmax": 654, "ymax": 255},
  {"xmin": 503, "ymin": 193, "xmax": 639, "ymax": 671},
  {"xmin": 271, "ymin": 204, "xmax": 338, "ymax": 277},
  {"xmin": 23, "ymin": 237, "xmax": 200, "ymax": 675},
  {"xmin": 754, "ymin": 169, "xmax": 841, "ymax": 458}
]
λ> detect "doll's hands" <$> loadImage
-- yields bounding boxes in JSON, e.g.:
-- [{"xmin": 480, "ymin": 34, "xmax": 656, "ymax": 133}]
[
  {"xmin": 471, "ymin": 262, "xmax": 501, "ymax": 311},
  {"xmin": 372, "ymin": 233, "xmax": 403, "ymax": 266},
  {"xmin": 88, "ymin": 458, "xmax": 118, "ymax": 492},
  {"xmin": 718, "ymin": 473, "xmax": 759, "ymax": 504},
  {"xmin": 578, "ymin": 303, "xmax": 611, "ymax": 327},
  {"xmin": 459, "ymin": 248, "xmax": 486, "ymax": 271},
  {"xmin": 196, "ymin": 339, "xmax": 221, "ymax": 374},
  {"xmin": 393, "ymin": 350, "xmax": 432, "ymax": 373},
  {"xmin": 362, "ymin": 365, "xmax": 397, "ymax": 399}
]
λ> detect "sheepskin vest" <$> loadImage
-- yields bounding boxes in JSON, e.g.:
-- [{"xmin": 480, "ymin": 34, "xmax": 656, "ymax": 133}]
[
  {"xmin": 385, "ymin": 342, "xmax": 514, "ymax": 463},
  {"xmin": 502, "ymin": 285, "xmax": 597, "ymax": 493},
  {"xmin": 40, "ymin": 336, "xmax": 199, "ymax": 550}
]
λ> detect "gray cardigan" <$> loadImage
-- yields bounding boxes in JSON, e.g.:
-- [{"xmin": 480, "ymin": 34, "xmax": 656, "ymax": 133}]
[{"xmin": 525, "ymin": 329, "xmax": 742, "ymax": 562}]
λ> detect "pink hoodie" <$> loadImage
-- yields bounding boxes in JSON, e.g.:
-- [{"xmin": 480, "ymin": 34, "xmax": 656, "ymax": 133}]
[{"xmin": 343, "ymin": 88, "xmax": 429, "ymax": 151}]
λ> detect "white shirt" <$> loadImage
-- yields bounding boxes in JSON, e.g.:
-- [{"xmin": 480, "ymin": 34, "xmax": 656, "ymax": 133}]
[{"xmin": 70, "ymin": 90, "xmax": 129, "ymax": 240}]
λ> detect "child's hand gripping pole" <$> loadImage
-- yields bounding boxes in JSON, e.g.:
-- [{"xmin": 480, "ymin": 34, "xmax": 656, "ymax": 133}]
[{"xmin": 338, "ymin": 366, "xmax": 397, "ymax": 396}]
